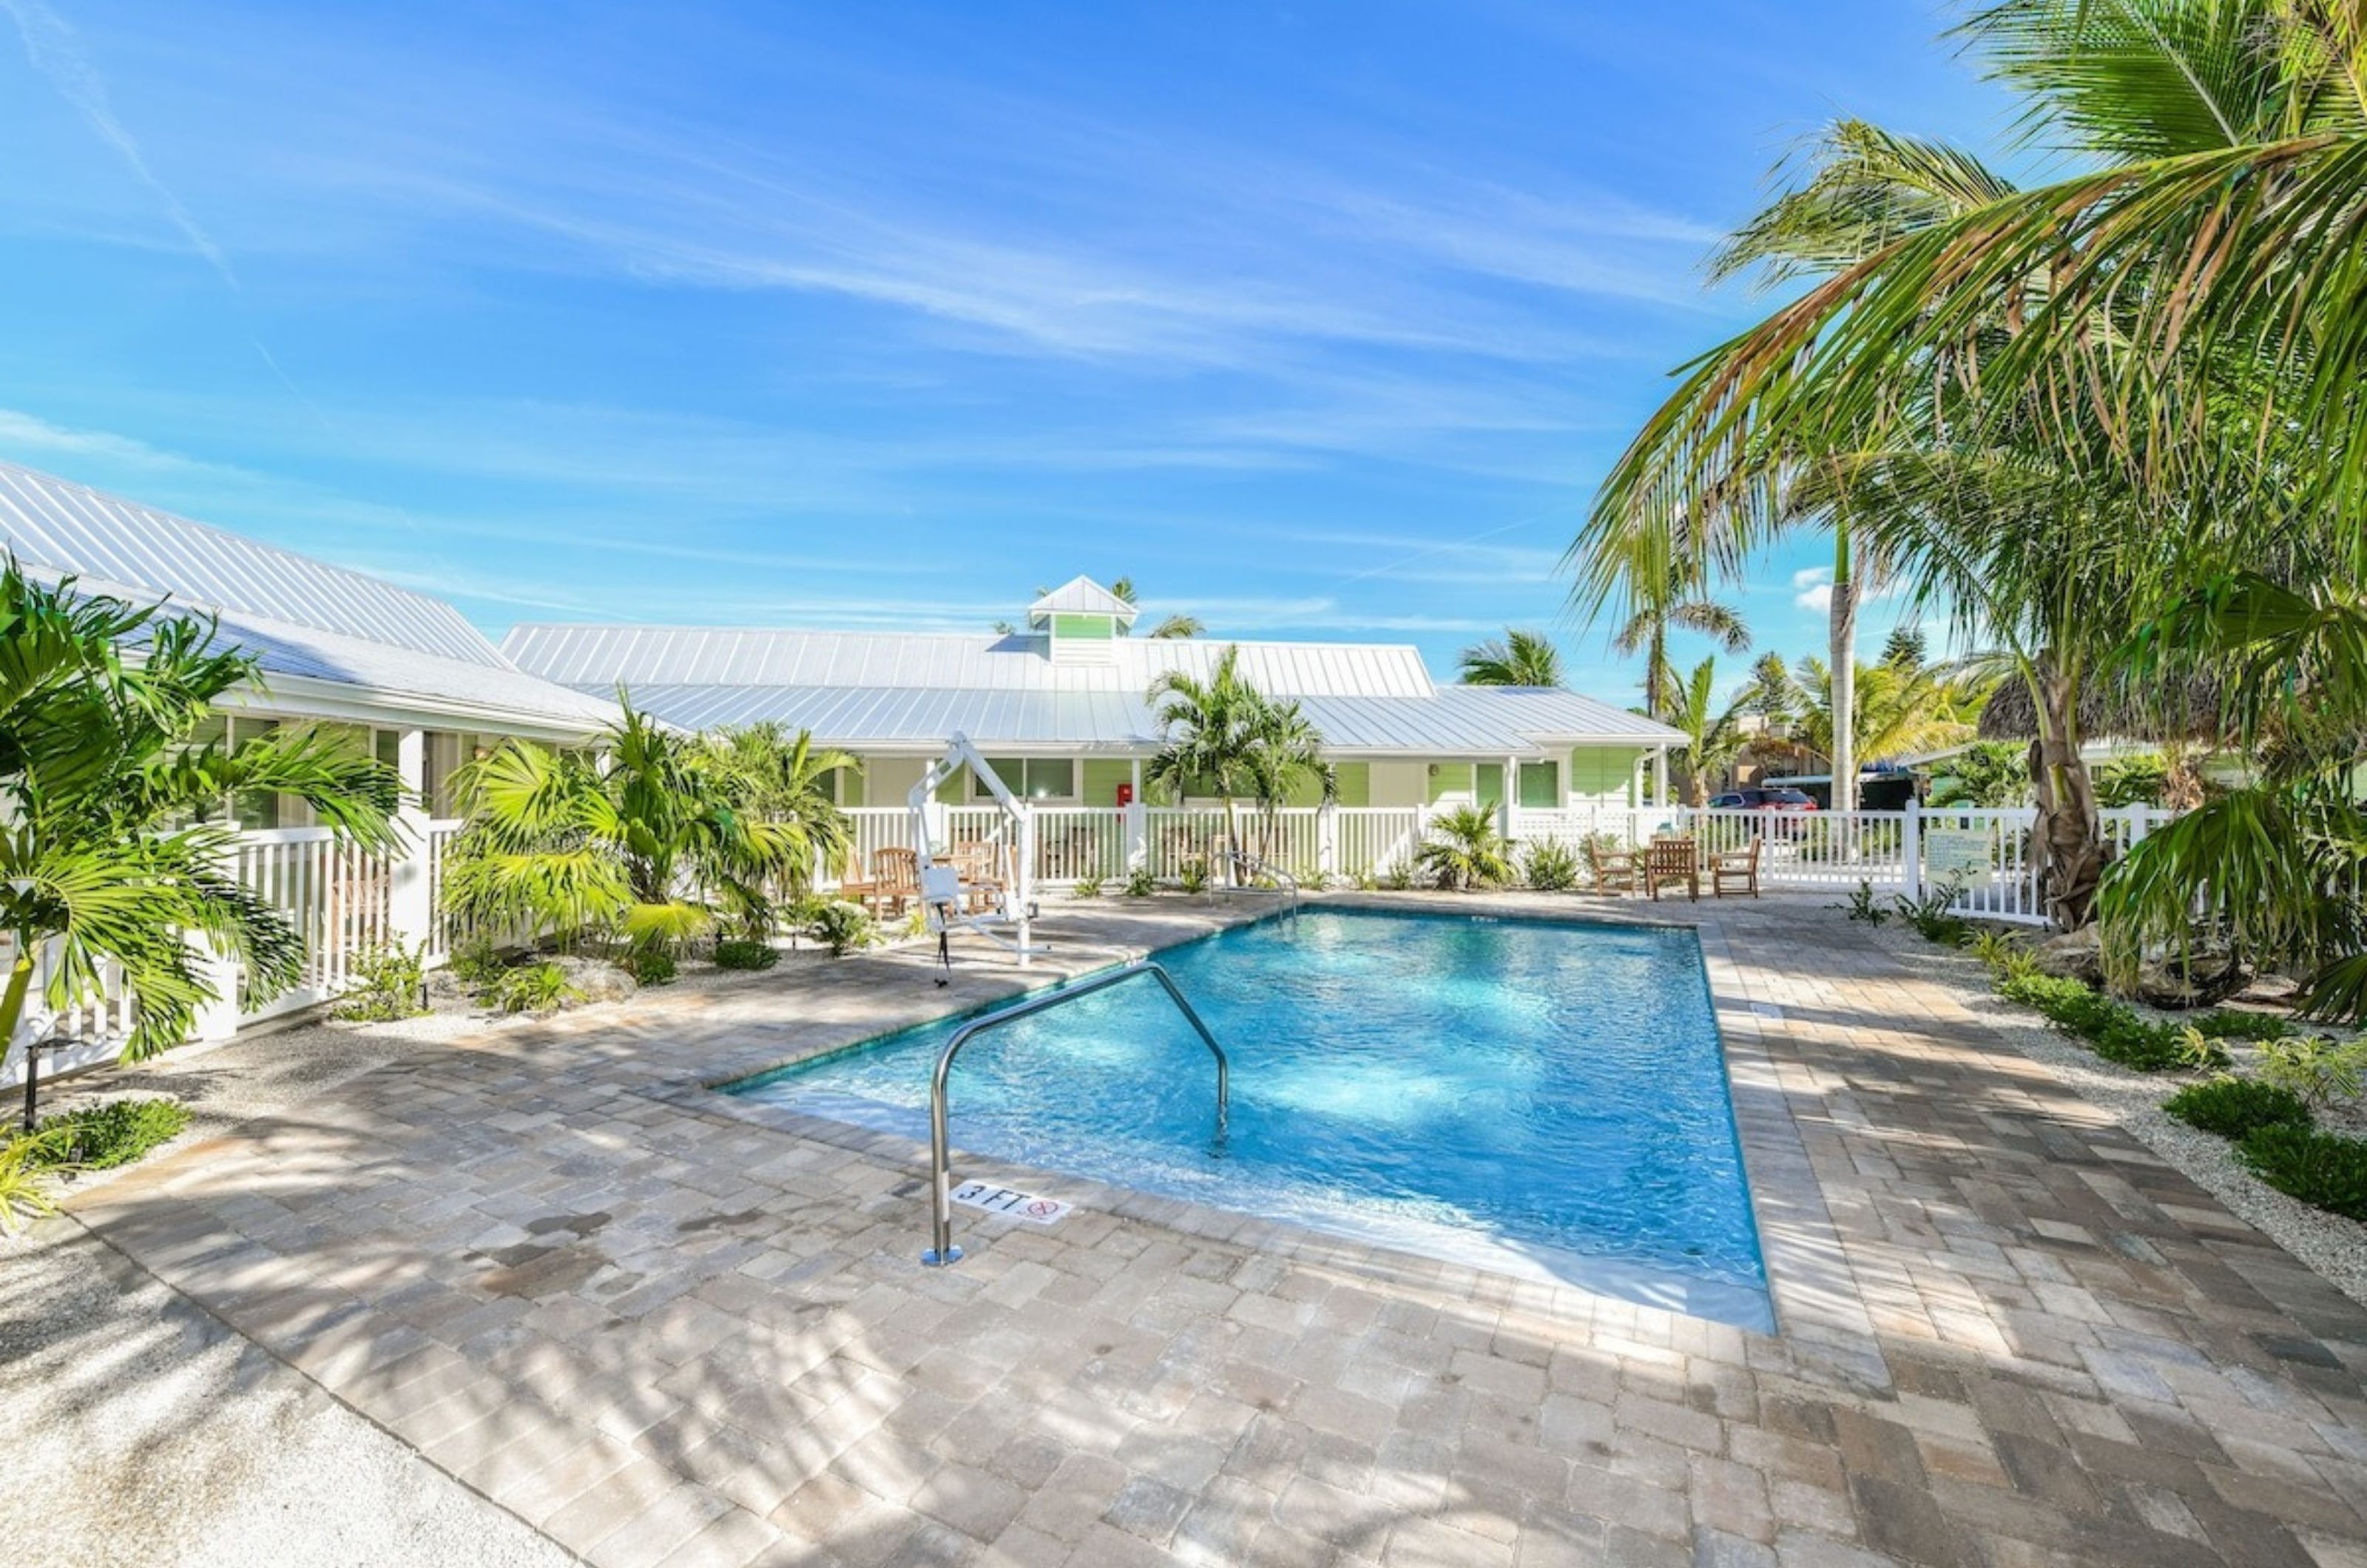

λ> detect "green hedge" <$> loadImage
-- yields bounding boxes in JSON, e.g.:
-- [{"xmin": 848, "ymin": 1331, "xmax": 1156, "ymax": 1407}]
[
  {"xmin": 1996, "ymin": 971, "xmax": 2209, "ymax": 1072},
  {"xmin": 2164, "ymin": 1078, "xmax": 2311, "ymax": 1140},
  {"xmin": 33, "ymin": 1099, "xmax": 192, "ymax": 1171},
  {"xmin": 2238, "ymin": 1125, "xmax": 2367, "ymax": 1222}
]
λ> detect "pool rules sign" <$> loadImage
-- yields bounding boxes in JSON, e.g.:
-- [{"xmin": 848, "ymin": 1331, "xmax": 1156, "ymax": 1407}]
[{"xmin": 950, "ymin": 1180, "xmax": 1071, "ymax": 1226}]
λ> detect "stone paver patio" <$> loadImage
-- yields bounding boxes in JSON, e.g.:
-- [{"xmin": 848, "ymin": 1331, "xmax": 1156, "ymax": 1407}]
[{"xmin": 48, "ymin": 895, "xmax": 2367, "ymax": 1567}]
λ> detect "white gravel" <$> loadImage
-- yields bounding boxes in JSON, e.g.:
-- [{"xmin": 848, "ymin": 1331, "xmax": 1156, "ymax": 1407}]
[{"xmin": 1868, "ymin": 922, "xmax": 2367, "ymax": 1309}]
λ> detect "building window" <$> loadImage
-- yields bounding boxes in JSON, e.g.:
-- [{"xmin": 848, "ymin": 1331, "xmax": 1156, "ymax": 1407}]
[
  {"xmin": 976, "ymin": 758, "xmax": 1075, "ymax": 800},
  {"xmin": 1519, "ymin": 760, "xmax": 1560, "ymax": 808}
]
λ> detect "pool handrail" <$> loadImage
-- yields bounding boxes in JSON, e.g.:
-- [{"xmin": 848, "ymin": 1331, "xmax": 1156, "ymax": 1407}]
[
  {"xmin": 1220, "ymin": 849, "xmax": 1300, "ymax": 922},
  {"xmin": 922, "ymin": 959, "xmax": 1228, "ymax": 1266}
]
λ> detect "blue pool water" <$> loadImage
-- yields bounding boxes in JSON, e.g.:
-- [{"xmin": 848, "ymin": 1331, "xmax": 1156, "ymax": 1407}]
[{"xmin": 725, "ymin": 910, "xmax": 1771, "ymax": 1329}]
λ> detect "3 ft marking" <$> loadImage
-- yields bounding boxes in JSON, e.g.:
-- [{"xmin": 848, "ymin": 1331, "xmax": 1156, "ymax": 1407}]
[{"xmin": 951, "ymin": 1181, "xmax": 1070, "ymax": 1225}]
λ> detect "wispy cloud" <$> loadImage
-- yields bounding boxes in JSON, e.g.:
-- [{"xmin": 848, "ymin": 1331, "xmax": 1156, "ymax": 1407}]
[{"xmin": 1, "ymin": 0, "xmax": 234, "ymax": 283}]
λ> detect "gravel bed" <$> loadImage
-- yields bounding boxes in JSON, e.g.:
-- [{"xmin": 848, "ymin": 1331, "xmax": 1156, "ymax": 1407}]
[{"xmin": 1868, "ymin": 922, "xmax": 2367, "ymax": 1310}]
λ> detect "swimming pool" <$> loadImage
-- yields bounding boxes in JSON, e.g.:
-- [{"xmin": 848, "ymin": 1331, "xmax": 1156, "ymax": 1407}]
[{"xmin": 724, "ymin": 908, "xmax": 1771, "ymax": 1331}]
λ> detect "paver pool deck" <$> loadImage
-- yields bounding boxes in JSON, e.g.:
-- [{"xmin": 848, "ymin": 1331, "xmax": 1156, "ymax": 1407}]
[{"xmin": 41, "ymin": 894, "xmax": 2367, "ymax": 1567}]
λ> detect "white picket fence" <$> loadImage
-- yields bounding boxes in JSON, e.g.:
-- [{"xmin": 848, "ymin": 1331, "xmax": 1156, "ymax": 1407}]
[{"xmin": 824, "ymin": 800, "xmax": 2174, "ymax": 926}]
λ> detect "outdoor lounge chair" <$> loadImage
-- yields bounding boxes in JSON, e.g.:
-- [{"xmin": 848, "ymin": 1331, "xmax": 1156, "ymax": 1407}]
[
  {"xmin": 1588, "ymin": 842, "xmax": 1639, "ymax": 896},
  {"xmin": 1644, "ymin": 837, "xmax": 1700, "ymax": 902},
  {"xmin": 1711, "ymin": 838, "xmax": 1762, "ymax": 898},
  {"xmin": 847, "ymin": 848, "xmax": 919, "ymax": 918}
]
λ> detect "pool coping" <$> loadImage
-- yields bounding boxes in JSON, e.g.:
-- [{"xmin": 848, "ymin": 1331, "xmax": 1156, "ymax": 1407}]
[{"xmin": 652, "ymin": 892, "xmax": 1886, "ymax": 1388}]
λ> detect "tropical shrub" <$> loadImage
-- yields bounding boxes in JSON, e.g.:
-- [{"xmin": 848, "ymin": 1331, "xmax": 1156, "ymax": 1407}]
[
  {"xmin": 1930, "ymin": 741, "xmax": 2031, "ymax": 809},
  {"xmin": 1967, "ymin": 930, "xmax": 2033, "ymax": 981},
  {"xmin": 31, "ymin": 1098, "xmax": 192, "ymax": 1170},
  {"xmin": 1523, "ymin": 840, "xmax": 1580, "ymax": 893},
  {"xmin": 1835, "ymin": 882, "xmax": 1888, "ymax": 927},
  {"xmin": 448, "ymin": 937, "xmax": 507, "ymax": 987},
  {"xmin": 2192, "ymin": 1010, "xmax": 2296, "ymax": 1044},
  {"xmin": 2256, "ymin": 1037, "xmax": 2367, "ymax": 1112},
  {"xmin": 332, "ymin": 940, "xmax": 428, "ymax": 1022},
  {"xmin": 1178, "ymin": 860, "xmax": 1209, "ymax": 896},
  {"xmin": 2163, "ymin": 1078, "xmax": 2311, "ymax": 1142},
  {"xmin": 1893, "ymin": 882, "xmax": 1968, "ymax": 944},
  {"xmin": 712, "ymin": 938, "xmax": 779, "ymax": 971},
  {"xmin": 0, "ymin": 558, "xmax": 399, "ymax": 1090},
  {"xmin": 490, "ymin": 962, "xmax": 575, "ymax": 1015},
  {"xmin": 1995, "ymin": 970, "xmax": 2209, "ymax": 1073},
  {"xmin": 1417, "ymin": 806, "xmax": 1514, "ymax": 891},
  {"xmin": 2093, "ymin": 753, "xmax": 2171, "ymax": 810},
  {"xmin": 1123, "ymin": 868, "xmax": 1157, "ymax": 898},
  {"xmin": 627, "ymin": 948, "xmax": 678, "ymax": 986},
  {"xmin": 809, "ymin": 901, "xmax": 875, "ymax": 956},
  {"xmin": 1380, "ymin": 861, "xmax": 1415, "ymax": 891},
  {"xmin": 443, "ymin": 706, "xmax": 834, "ymax": 960},
  {"xmin": 1071, "ymin": 876, "xmax": 1104, "ymax": 899},
  {"xmin": 2238, "ymin": 1126, "xmax": 2367, "ymax": 1223},
  {"xmin": 0, "ymin": 1132, "xmax": 67, "ymax": 1234}
]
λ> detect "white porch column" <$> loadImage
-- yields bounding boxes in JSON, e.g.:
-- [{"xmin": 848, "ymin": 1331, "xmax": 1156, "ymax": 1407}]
[
  {"xmin": 1652, "ymin": 746, "xmax": 1669, "ymax": 809},
  {"xmin": 1124, "ymin": 757, "xmax": 1147, "ymax": 871},
  {"xmin": 1902, "ymin": 800, "xmax": 1923, "ymax": 900},
  {"xmin": 387, "ymin": 727, "xmax": 433, "ymax": 952},
  {"xmin": 1317, "ymin": 797, "xmax": 1338, "ymax": 884},
  {"xmin": 1500, "ymin": 754, "xmax": 1519, "ymax": 844}
]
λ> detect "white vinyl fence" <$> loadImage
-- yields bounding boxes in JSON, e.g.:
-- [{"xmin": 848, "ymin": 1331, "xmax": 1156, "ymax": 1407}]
[{"xmin": 7, "ymin": 795, "xmax": 2174, "ymax": 1087}]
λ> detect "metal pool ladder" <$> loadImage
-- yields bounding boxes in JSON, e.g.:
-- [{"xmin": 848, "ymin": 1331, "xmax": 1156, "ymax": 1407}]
[
  {"xmin": 1220, "ymin": 850, "xmax": 1300, "ymax": 924},
  {"xmin": 922, "ymin": 960, "xmax": 1229, "ymax": 1266}
]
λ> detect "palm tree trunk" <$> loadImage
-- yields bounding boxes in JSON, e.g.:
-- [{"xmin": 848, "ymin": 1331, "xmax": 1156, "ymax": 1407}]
[
  {"xmin": 2028, "ymin": 660, "xmax": 2104, "ymax": 930},
  {"xmin": 1829, "ymin": 530, "xmax": 1859, "ymax": 814},
  {"xmin": 2, "ymin": 950, "xmax": 36, "ymax": 1128}
]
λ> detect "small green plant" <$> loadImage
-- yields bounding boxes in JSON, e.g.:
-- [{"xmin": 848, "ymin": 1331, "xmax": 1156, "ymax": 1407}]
[
  {"xmin": 2191, "ymin": 1009, "xmax": 2297, "ymax": 1043},
  {"xmin": 31, "ymin": 1098, "xmax": 192, "ymax": 1171},
  {"xmin": 448, "ymin": 937, "xmax": 505, "ymax": 987},
  {"xmin": 1179, "ymin": 859, "xmax": 1209, "ymax": 896},
  {"xmin": 1071, "ymin": 875, "xmax": 1104, "ymax": 899},
  {"xmin": 712, "ymin": 938, "xmax": 779, "ymax": 971},
  {"xmin": 490, "ymin": 961, "xmax": 575, "ymax": 1015},
  {"xmin": 333, "ymin": 939, "xmax": 428, "ymax": 1022},
  {"xmin": 2164, "ymin": 1077, "xmax": 2312, "ymax": 1140},
  {"xmin": 627, "ymin": 947, "xmax": 680, "ymax": 985},
  {"xmin": 1380, "ymin": 860, "xmax": 1415, "ymax": 891},
  {"xmin": 1124, "ymin": 868, "xmax": 1157, "ymax": 898},
  {"xmin": 2238, "ymin": 1124, "xmax": 2367, "ymax": 1221},
  {"xmin": 809, "ymin": 900, "xmax": 876, "ymax": 956},
  {"xmin": 2257, "ymin": 1035, "xmax": 2367, "ymax": 1109},
  {"xmin": 1967, "ymin": 930, "xmax": 2033, "ymax": 980},
  {"xmin": 1416, "ymin": 805, "xmax": 1516, "ymax": 891},
  {"xmin": 900, "ymin": 906, "xmax": 928, "ymax": 940},
  {"xmin": 1892, "ymin": 881, "xmax": 1969, "ymax": 944},
  {"xmin": 0, "ymin": 1132, "xmax": 68, "ymax": 1234},
  {"xmin": 1996, "ymin": 970, "xmax": 2215, "ymax": 1072},
  {"xmin": 1834, "ymin": 881, "xmax": 1889, "ymax": 925},
  {"xmin": 1523, "ymin": 840, "xmax": 1580, "ymax": 892}
]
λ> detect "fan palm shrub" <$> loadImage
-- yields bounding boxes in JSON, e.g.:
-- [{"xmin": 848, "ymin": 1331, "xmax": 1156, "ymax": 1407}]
[
  {"xmin": 1417, "ymin": 805, "xmax": 1516, "ymax": 891},
  {"xmin": 0, "ymin": 558, "xmax": 399, "ymax": 1070},
  {"xmin": 442, "ymin": 700, "xmax": 816, "ymax": 957},
  {"xmin": 690, "ymin": 721, "xmax": 854, "ymax": 930}
]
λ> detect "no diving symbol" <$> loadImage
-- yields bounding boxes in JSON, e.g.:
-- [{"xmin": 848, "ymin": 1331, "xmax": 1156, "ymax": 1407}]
[{"xmin": 950, "ymin": 1181, "xmax": 1071, "ymax": 1226}]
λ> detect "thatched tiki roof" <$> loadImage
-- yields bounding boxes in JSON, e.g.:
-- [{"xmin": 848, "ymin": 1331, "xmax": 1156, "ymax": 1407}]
[{"xmin": 1977, "ymin": 674, "xmax": 2231, "ymax": 745}]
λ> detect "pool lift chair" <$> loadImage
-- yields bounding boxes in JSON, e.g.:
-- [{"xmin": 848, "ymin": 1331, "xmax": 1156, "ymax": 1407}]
[{"xmin": 909, "ymin": 734, "xmax": 1047, "ymax": 984}]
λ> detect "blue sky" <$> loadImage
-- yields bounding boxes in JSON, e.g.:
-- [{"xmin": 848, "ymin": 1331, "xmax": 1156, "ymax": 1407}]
[{"xmin": 0, "ymin": 1, "xmax": 2008, "ymax": 698}]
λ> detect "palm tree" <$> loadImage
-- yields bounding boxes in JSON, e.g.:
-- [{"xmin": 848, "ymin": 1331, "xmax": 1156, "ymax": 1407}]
[
  {"xmin": 1786, "ymin": 657, "xmax": 1978, "ymax": 776},
  {"xmin": 1658, "ymin": 658, "xmax": 1752, "ymax": 807},
  {"xmin": 1416, "ymin": 805, "xmax": 1516, "ymax": 891},
  {"xmin": 0, "ymin": 558, "xmax": 399, "ymax": 1075},
  {"xmin": 1146, "ymin": 646, "xmax": 1262, "ymax": 879},
  {"xmin": 445, "ymin": 697, "xmax": 810, "ymax": 953},
  {"xmin": 1110, "ymin": 576, "xmax": 1201, "ymax": 639},
  {"xmin": 1237, "ymin": 698, "xmax": 1334, "ymax": 870},
  {"xmin": 1606, "ymin": 556, "xmax": 1749, "ymax": 720},
  {"xmin": 691, "ymin": 721, "xmax": 856, "ymax": 919},
  {"xmin": 1458, "ymin": 629, "xmax": 1565, "ymax": 687}
]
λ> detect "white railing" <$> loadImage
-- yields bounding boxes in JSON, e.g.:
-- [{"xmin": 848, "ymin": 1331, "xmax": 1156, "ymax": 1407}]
[
  {"xmin": 1031, "ymin": 808, "xmax": 1127, "ymax": 884},
  {"xmin": 229, "ymin": 828, "xmax": 396, "ymax": 1023},
  {"xmin": 423, "ymin": 817, "xmax": 467, "ymax": 961}
]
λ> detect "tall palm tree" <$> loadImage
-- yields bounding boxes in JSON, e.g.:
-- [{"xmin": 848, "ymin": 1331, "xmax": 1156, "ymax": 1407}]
[
  {"xmin": 1658, "ymin": 657, "xmax": 1752, "ymax": 806},
  {"xmin": 1458, "ymin": 629, "xmax": 1566, "ymax": 687},
  {"xmin": 0, "ymin": 558, "xmax": 399, "ymax": 1068},
  {"xmin": 1145, "ymin": 646, "xmax": 1262, "ymax": 875},
  {"xmin": 1603, "ymin": 552, "xmax": 1749, "ymax": 719},
  {"xmin": 1237, "ymin": 698, "xmax": 1335, "ymax": 868}
]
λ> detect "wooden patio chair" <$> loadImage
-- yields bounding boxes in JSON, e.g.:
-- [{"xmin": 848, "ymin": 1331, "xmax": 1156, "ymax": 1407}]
[
  {"xmin": 1710, "ymin": 837, "xmax": 1762, "ymax": 898},
  {"xmin": 1588, "ymin": 842, "xmax": 1639, "ymax": 896},
  {"xmin": 1644, "ymin": 837, "xmax": 1701, "ymax": 902},
  {"xmin": 854, "ymin": 848, "xmax": 919, "ymax": 919},
  {"xmin": 950, "ymin": 840, "xmax": 1007, "ymax": 913}
]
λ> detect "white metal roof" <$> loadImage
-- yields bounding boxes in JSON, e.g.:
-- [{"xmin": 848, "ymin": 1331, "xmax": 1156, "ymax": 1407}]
[
  {"xmin": 0, "ymin": 459, "xmax": 613, "ymax": 734},
  {"xmin": 1028, "ymin": 575, "xmax": 1137, "ymax": 620},
  {"xmin": 501, "ymin": 624, "xmax": 1442, "ymax": 698}
]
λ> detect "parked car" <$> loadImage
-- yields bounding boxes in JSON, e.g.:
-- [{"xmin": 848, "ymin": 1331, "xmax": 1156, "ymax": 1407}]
[{"xmin": 1707, "ymin": 787, "xmax": 1818, "ymax": 811}]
